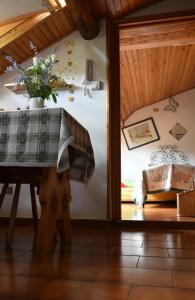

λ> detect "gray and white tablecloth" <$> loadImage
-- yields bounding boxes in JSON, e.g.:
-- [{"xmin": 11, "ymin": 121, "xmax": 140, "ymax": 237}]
[{"xmin": 0, "ymin": 108, "xmax": 95, "ymax": 183}]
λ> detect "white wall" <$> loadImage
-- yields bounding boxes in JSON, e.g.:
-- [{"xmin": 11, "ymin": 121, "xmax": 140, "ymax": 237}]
[
  {"xmin": 0, "ymin": 20, "xmax": 107, "ymax": 219},
  {"xmin": 121, "ymin": 89, "xmax": 195, "ymax": 185}
]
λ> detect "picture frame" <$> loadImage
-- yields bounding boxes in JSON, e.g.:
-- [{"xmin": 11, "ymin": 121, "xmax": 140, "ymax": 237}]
[{"xmin": 122, "ymin": 117, "xmax": 160, "ymax": 150}]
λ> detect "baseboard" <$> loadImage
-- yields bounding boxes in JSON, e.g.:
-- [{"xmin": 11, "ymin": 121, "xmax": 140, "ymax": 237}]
[
  {"xmin": 0, "ymin": 217, "xmax": 194, "ymax": 230},
  {"xmin": 0, "ymin": 217, "xmax": 34, "ymax": 226},
  {"xmin": 114, "ymin": 220, "xmax": 195, "ymax": 230},
  {"xmin": 0, "ymin": 217, "xmax": 111, "ymax": 228},
  {"xmin": 72, "ymin": 219, "xmax": 112, "ymax": 228}
]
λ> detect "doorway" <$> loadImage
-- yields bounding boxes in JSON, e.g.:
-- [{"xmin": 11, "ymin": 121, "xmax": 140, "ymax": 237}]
[{"xmin": 107, "ymin": 12, "xmax": 195, "ymax": 224}]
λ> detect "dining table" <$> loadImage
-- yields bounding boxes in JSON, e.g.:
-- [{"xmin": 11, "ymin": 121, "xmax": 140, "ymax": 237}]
[{"xmin": 0, "ymin": 107, "xmax": 95, "ymax": 257}]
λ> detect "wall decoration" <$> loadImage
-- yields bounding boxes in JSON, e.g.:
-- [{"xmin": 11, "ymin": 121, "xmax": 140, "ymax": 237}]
[
  {"xmin": 149, "ymin": 145, "xmax": 190, "ymax": 166},
  {"xmin": 164, "ymin": 97, "xmax": 179, "ymax": 112},
  {"xmin": 122, "ymin": 117, "xmax": 160, "ymax": 150},
  {"xmin": 67, "ymin": 96, "xmax": 74, "ymax": 102},
  {"xmin": 82, "ymin": 59, "xmax": 102, "ymax": 98},
  {"xmin": 51, "ymin": 40, "xmax": 77, "ymax": 102},
  {"xmin": 169, "ymin": 123, "xmax": 187, "ymax": 141}
]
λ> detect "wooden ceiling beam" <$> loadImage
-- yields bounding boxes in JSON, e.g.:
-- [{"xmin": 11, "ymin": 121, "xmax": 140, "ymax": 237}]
[
  {"xmin": 65, "ymin": 0, "xmax": 99, "ymax": 40},
  {"xmin": 0, "ymin": 10, "xmax": 47, "ymax": 27},
  {"xmin": 120, "ymin": 18, "xmax": 195, "ymax": 50},
  {"xmin": 121, "ymin": 37, "xmax": 195, "ymax": 50},
  {"xmin": 0, "ymin": 12, "xmax": 50, "ymax": 50}
]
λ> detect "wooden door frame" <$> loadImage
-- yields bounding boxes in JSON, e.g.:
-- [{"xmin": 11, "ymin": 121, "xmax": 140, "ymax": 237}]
[{"xmin": 107, "ymin": 10, "xmax": 195, "ymax": 221}]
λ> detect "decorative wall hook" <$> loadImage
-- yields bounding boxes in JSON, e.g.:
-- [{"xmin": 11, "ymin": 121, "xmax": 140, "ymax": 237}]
[
  {"xmin": 164, "ymin": 97, "xmax": 179, "ymax": 112},
  {"xmin": 82, "ymin": 59, "xmax": 102, "ymax": 98}
]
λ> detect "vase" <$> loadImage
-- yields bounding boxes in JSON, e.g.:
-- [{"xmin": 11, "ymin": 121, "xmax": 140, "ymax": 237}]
[{"xmin": 29, "ymin": 97, "xmax": 44, "ymax": 109}]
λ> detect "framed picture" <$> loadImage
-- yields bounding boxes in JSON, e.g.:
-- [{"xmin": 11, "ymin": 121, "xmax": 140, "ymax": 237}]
[{"xmin": 122, "ymin": 117, "xmax": 160, "ymax": 150}]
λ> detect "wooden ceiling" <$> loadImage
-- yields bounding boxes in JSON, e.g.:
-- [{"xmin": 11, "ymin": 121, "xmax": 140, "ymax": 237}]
[
  {"xmin": 120, "ymin": 16, "xmax": 195, "ymax": 123},
  {"xmin": 88, "ymin": 0, "xmax": 162, "ymax": 18},
  {"xmin": 0, "ymin": 0, "xmax": 162, "ymax": 74},
  {"xmin": 0, "ymin": 9, "xmax": 75, "ymax": 74},
  {"xmin": 1, "ymin": 0, "xmax": 195, "ymax": 125}
]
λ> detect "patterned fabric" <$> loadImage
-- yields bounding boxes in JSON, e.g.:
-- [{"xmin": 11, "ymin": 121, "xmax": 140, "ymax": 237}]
[
  {"xmin": 0, "ymin": 108, "xmax": 95, "ymax": 183},
  {"xmin": 133, "ymin": 164, "xmax": 195, "ymax": 206}
]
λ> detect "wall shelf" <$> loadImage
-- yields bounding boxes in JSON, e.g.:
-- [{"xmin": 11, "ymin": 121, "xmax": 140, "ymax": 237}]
[{"xmin": 4, "ymin": 81, "xmax": 72, "ymax": 94}]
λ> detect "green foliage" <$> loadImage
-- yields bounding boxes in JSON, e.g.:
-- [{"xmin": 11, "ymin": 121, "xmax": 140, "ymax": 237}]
[{"xmin": 6, "ymin": 43, "xmax": 64, "ymax": 102}]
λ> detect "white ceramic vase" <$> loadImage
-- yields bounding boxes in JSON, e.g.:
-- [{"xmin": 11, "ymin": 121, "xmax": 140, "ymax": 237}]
[{"xmin": 29, "ymin": 97, "xmax": 44, "ymax": 109}]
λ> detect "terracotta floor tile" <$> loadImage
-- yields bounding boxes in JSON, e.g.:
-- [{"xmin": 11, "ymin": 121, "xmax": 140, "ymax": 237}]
[
  {"xmin": 0, "ymin": 296, "xmax": 25, "ymax": 300},
  {"xmin": 128, "ymin": 286, "xmax": 195, "ymax": 300},
  {"xmin": 122, "ymin": 233, "xmax": 145, "ymax": 241},
  {"xmin": 142, "ymin": 240, "xmax": 195, "ymax": 249},
  {"xmin": 113, "ymin": 246, "xmax": 168, "ymax": 257},
  {"xmin": 168, "ymin": 249, "xmax": 195, "ymax": 258},
  {"xmin": 35, "ymin": 279, "xmax": 131, "ymax": 300},
  {"xmin": 119, "ymin": 240, "xmax": 143, "ymax": 247},
  {"xmin": 142, "ymin": 234, "xmax": 170, "ymax": 241},
  {"xmin": 59, "ymin": 243, "xmax": 114, "ymax": 255},
  {"xmin": 0, "ymin": 248, "xmax": 28, "ymax": 260},
  {"xmin": 95, "ymin": 267, "xmax": 172, "ymax": 287},
  {"xmin": 173, "ymin": 271, "xmax": 195, "ymax": 289},
  {"xmin": 1, "ymin": 226, "xmax": 195, "ymax": 299},
  {"xmin": 73, "ymin": 254, "xmax": 138, "ymax": 268},
  {"xmin": 0, "ymin": 261, "xmax": 34, "ymax": 275},
  {"xmin": 16, "ymin": 250, "xmax": 79, "ymax": 265},
  {"xmin": 71, "ymin": 235, "xmax": 122, "ymax": 246},
  {"xmin": 21, "ymin": 261, "xmax": 102, "ymax": 280},
  {"xmin": 0, "ymin": 274, "xmax": 49, "ymax": 298},
  {"xmin": 72, "ymin": 230, "xmax": 123, "ymax": 239},
  {"xmin": 138, "ymin": 257, "xmax": 195, "ymax": 271},
  {"xmin": 123, "ymin": 232, "xmax": 185, "ymax": 242},
  {"xmin": 9, "ymin": 241, "xmax": 35, "ymax": 250},
  {"xmin": 165, "ymin": 234, "xmax": 195, "ymax": 242}
]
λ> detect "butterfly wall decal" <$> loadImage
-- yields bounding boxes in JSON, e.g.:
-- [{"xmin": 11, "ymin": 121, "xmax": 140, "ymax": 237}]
[{"xmin": 164, "ymin": 97, "xmax": 179, "ymax": 112}]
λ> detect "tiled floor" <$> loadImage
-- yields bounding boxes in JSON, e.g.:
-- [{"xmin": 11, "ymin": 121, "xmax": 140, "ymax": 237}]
[
  {"xmin": 0, "ymin": 226, "xmax": 195, "ymax": 299},
  {"xmin": 122, "ymin": 202, "xmax": 195, "ymax": 221}
]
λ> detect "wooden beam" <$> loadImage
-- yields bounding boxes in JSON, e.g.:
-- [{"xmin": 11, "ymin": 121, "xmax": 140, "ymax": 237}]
[
  {"xmin": 65, "ymin": 0, "xmax": 99, "ymax": 40},
  {"xmin": 0, "ymin": 10, "xmax": 47, "ymax": 27},
  {"xmin": 0, "ymin": 12, "xmax": 50, "ymax": 50},
  {"xmin": 120, "ymin": 18, "xmax": 195, "ymax": 50}
]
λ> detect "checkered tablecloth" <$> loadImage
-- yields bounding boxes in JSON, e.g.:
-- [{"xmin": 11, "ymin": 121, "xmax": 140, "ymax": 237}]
[{"xmin": 0, "ymin": 108, "xmax": 95, "ymax": 183}]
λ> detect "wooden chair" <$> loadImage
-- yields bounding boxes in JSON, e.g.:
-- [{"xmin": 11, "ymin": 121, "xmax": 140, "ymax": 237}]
[{"xmin": 0, "ymin": 183, "xmax": 38, "ymax": 246}]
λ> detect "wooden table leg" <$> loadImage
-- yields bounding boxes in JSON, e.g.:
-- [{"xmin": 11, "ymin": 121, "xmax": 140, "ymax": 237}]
[
  {"xmin": 0, "ymin": 183, "xmax": 9, "ymax": 209},
  {"xmin": 35, "ymin": 167, "xmax": 71, "ymax": 257},
  {"xmin": 6, "ymin": 183, "xmax": 21, "ymax": 246},
  {"xmin": 56, "ymin": 178, "xmax": 72, "ymax": 245},
  {"xmin": 30, "ymin": 184, "xmax": 38, "ymax": 233}
]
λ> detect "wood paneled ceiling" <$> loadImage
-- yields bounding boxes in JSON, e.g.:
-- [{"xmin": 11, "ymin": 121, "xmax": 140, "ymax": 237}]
[
  {"xmin": 88, "ymin": 0, "xmax": 162, "ymax": 18},
  {"xmin": 0, "ymin": 9, "xmax": 75, "ymax": 74},
  {"xmin": 0, "ymin": 0, "xmax": 162, "ymax": 75},
  {"xmin": 120, "ymin": 16, "xmax": 195, "ymax": 123}
]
